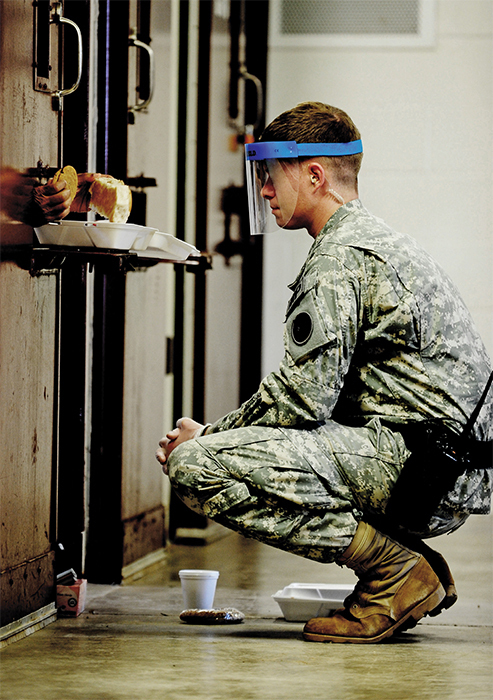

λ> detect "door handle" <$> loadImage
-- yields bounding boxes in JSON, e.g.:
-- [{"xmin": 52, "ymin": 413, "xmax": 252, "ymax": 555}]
[
  {"xmin": 50, "ymin": 4, "xmax": 83, "ymax": 107},
  {"xmin": 51, "ymin": 16, "xmax": 83, "ymax": 100},
  {"xmin": 128, "ymin": 29, "xmax": 155, "ymax": 115},
  {"xmin": 239, "ymin": 67, "xmax": 263, "ymax": 132},
  {"xmin": 33, "ymin": 1, "xmax": 83, "ymax": 109}
]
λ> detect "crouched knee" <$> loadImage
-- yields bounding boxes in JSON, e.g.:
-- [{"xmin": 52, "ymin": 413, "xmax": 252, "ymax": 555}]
[{"xmin": 167, "ymin": 438, "xmax": 252, "ymax": 519}]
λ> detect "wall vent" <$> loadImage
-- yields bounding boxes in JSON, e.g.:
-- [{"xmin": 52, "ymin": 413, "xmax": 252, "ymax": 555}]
[{"xmin": 270, "ymin": 0, "xmax": 436, "ymax": 48}]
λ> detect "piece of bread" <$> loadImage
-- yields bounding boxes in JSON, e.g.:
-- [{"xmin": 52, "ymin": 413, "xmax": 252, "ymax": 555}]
[
  {"xmin": 89, "ymin": 175, "xmax": 132, "ymax": 223},
  {"xmin": 53, "ymin": 165, "xmax": 78, "ymax": 204}
]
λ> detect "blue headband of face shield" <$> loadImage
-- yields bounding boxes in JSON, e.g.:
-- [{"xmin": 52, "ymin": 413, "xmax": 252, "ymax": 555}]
[{"xmin": 245, "ymin": 139, "xmax": 363, "ymax": 161}]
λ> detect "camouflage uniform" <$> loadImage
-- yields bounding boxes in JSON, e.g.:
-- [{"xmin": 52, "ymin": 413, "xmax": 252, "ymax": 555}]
[{"xmin": 168, "ymin": 200, "xmax": 492, "ymax": 562}]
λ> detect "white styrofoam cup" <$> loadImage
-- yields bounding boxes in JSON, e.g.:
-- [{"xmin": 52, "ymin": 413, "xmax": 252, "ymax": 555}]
[{"xmin": 178, "ymin": 569, "xmax": 220, "ymax": 610}]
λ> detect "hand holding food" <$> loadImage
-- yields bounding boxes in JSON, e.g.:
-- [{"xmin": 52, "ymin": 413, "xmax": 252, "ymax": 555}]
[
  {"xmin": 32, "ymin": 177, "xmax": 73, "ymax": 223},
  {"xmin": 55, "ymin": 168, "xmax": 132, "ymax": 223},
  {"xmin": 70, "ymin": 172, "xmax": 101, "ymax": 214},
  {"xmin": 1, "ymin": 165, "xmax": 133, "ymax": 226}
]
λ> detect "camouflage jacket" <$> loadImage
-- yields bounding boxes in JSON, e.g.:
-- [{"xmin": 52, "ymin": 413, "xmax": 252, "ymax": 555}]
[{"xmin": 209, "ymin": 199, "xmax": 492, "ymax": 441}]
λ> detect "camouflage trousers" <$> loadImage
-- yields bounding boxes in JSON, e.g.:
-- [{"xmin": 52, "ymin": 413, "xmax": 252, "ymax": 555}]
[{"xmin": 167, "ymin": 418, "xmax": 466, "ymax": 563}]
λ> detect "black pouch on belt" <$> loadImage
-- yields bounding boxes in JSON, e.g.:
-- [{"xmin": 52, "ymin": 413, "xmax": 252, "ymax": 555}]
[
  {"xmin": 385, "ymin": 371, "xmax": 493, "ymax": 532},
  {"xmin": 385, "ymin": 423, "xmax": 492, "ymax": 531}
]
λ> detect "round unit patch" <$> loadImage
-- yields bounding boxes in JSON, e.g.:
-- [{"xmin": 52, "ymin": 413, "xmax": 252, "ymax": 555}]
[{"xmin": 291, "ymin": 311, "xmax": 313, "ymax": 345}]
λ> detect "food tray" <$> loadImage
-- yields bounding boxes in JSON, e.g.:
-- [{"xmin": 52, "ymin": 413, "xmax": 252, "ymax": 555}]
[
  {"xmin": 272, "ymin": 582, "xmax": 354, "ymax": 622},
  {"xmin": 34, "ymin": 221, "xmax": 198, "ymax": 260},
  {"xmin": 34, "ymin": 220, "xmax": 157, "ymax": 250},
  {"xmin": 141, "ymin": 231, "xmax": 199, "ymax": 261},
  {"xmin": 86, "ymin": 221, "xmax": 157, "ymax": 251},
  {"xmin": 34, "ymin": 221, "xmax": 95, "ymax": 247}
]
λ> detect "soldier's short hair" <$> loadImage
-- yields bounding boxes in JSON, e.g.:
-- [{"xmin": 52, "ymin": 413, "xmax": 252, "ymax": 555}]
[{"xmin": 261, "ymin": 101, "xmax": 363, "ymax": 188}]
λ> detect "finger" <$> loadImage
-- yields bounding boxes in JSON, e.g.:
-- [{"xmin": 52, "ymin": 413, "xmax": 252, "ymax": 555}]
[
  {"xmin": 177, "ymin": 416, "xmax": 197, "ymax": 430},
  {"xmin": 176, "ymin": 416, "xmax": 197, "ymax": 430},
  {"xmin": 45, "ymin": 179, "xmax": 69, "ymax": 195},
  {"xmin": 158, "ymin": 431, "xmax": 178, "ymax": 449},
  {"xmin": 46, "ymin": 206, "xmax": 71, "ymax": 222},
  {"xmin": 34, "ymin": 184, "xmax": 71, "ymax": 207},
  {"xmin": 41, "ymin": 198, "xmax": 71, "ymax": 222},
  {"xmin": 156, "ymin": 449, "xmax": 169, "ymax": 475},
  {"xmin": 156, "ymin": 448, "xmax": 167, "ymax": 464},
  {"xmin": 166, "ymin": 427, "xmax": 181, "ymax": 441}
]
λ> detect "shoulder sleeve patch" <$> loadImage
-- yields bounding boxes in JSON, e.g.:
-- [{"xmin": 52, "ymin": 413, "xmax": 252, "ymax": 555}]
[
  {"xmin": 291, "ymin": 311, "xmax": 313, "ymax": 345},
  {"xmin": 286, "ymin": 287, "xmax": 336, "ymax": 364}
]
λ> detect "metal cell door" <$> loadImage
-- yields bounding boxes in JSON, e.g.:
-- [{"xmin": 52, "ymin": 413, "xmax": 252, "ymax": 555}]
[
  {"xmin": 0, "ymin": 0, "xmax": 84, "ymax": 638},
  {"xmin": 84, "ymin": 0, "xmax": 173, "ymax": 583}
]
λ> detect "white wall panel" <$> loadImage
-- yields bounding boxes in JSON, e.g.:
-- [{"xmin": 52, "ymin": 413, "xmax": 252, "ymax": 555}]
[{"xmin": 263, "ymin": 0, "xmax": 493, "ymax": 376}]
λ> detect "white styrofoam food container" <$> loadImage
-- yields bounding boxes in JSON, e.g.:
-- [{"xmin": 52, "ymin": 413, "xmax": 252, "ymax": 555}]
[
  {"xmin": 34, "ymin": 220, "xmax": 95, "ymax": 247},
  {"xmin": 86, "ymin": 221, "xmax": 157, "ymax": 250},
  {"xmin": 34, "ymin": 221, "xmax": 198, "ymax": 260},
  {"xmin": 34, "ymin": 220, "xmax": 157, "ymax": 250},
  {"xmin": 142, "ymin": 231, "xmax": 199, "ymax": 261},
  {"xmin": 272, "ymin": 583, "xmax": 354, "ymax": 622}
]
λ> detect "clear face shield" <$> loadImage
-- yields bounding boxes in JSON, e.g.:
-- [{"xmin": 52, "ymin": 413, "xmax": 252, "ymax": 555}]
[
  {"xmin": 245, "ymin": 141, "xmax": 301, "ymax": 235},
  {"xmin": 244, "ymin": 139, "xmax": 363, "ymax": 235}
]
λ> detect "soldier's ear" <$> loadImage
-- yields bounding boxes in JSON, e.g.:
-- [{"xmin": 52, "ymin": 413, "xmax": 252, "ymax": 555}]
[{"xmin": 307, "ymin": 162, "xmax": 326, "ymax": 188}]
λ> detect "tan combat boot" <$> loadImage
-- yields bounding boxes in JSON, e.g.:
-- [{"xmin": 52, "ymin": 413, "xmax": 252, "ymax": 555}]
[
  {"xmin": 303, "ymin": 522, "xmax": 446, "ymax": 644},
  {"xmin": 396, "ymin": 534, "xmax": 458, "ymax": 616},
  {"xmin": 368, "ymin": 519, "xmax": 458, "ymax": 616}
]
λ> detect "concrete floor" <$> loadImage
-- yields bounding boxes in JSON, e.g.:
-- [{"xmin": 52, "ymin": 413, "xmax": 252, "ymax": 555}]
[{"xmin": 1, "ymin": 514, "xmax": 492, "ymax": 700}]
